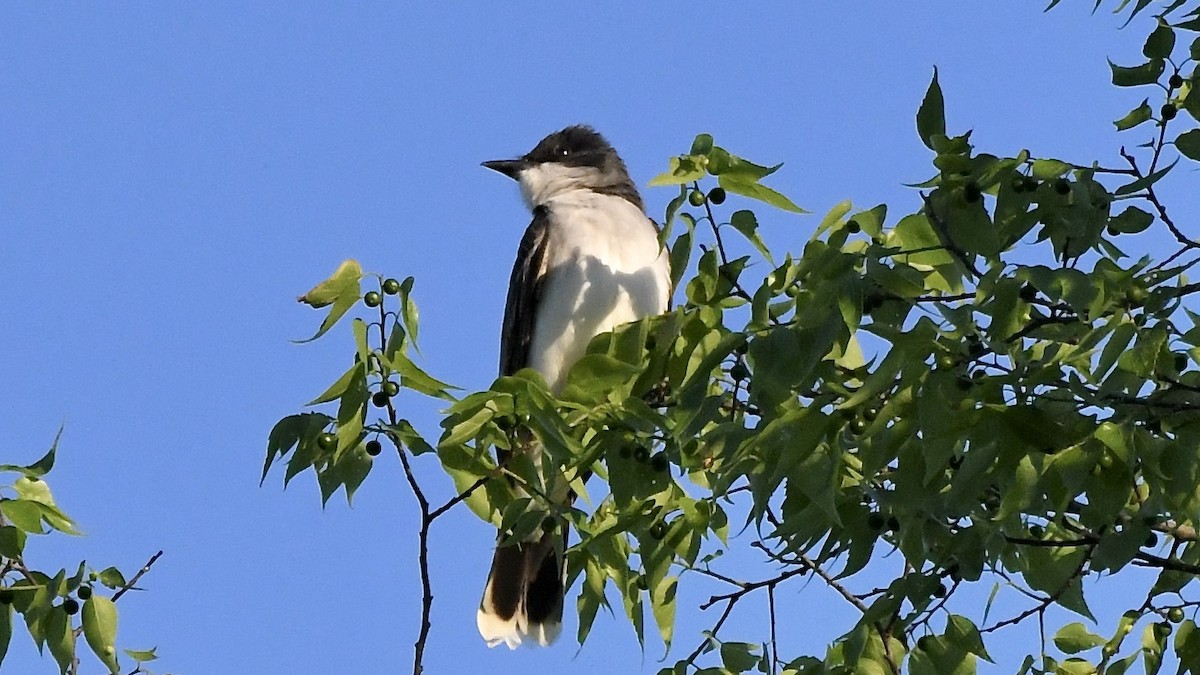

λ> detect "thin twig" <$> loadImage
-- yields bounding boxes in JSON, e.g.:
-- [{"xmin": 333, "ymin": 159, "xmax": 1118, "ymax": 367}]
[{"xmin": 111, "ymin": 550, "xmax": 164, "ymax": 602}]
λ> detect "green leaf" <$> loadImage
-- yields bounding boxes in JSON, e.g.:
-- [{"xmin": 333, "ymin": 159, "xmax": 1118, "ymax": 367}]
[
  {"xmin": 124, "ymin": 647, "xmax": 158, "ymax": 662},
  {"xmin": 1054, "ymin": 622, "xmax": 1106, "ymax": 653},
  {"xmin": 1114, "ymin": 99, "xmax": 1153, "ymax": 130},
  {"xmin": 690, "ymin": 133, "xmax": 713, "ymax": 156},
  {"xmin": 0, "ymin": 426, "xmax": 61, "ymax": 477},
  {"xmin": 1108, "ymin": 58, "xmax": 1165, "ymax": 86},
  {"xmin": 717, "ymin": 174, "xmax": 806, "ymax": 213},
  {"xmin": 45, "ymin": 605, "xmax": 73, "ymax": 675},
  {"xmin": 728, "ymin": 210, "xmax": 774, "ymax": 263},
  {"xmin": 649, "ymin": 155, "xmax": 707, "ymax": 186},
  {"xmin": 917, "ymin": 67, "xmax": 946, "ymax": 150},
  {"xmin": 0, "ymin": 527, "xmax": 24, "ymax": 558},
  {"xmin": 0, "ymin": 499, "xmax": 44, "ymax": 533},
  {"xmin": 82, "ymin": 596, "xmax": 119, "ymax": 673},
  {"xmin": 295, "ymin": 259, "xmax": 363, "ymax": 343},
  {"xmin": 1114, "ymin": 159, "xmax": 1176, "ymax": 196},
  {"xmin": 1177, "ymin": 129, "xmax": 1200, "ymax": 161},
  {"xmin": 0, "ymin": 603, "xmax": 10, "ymax": 666},
  {"xmin": 650, "ymin": 575, "xmax": 677, "ymax": 652},
  {"xmin": 1031, "ymin": 159, "xmax": 1072, "ymax": 180},
  {"xmin": 1143, "ymin": 21, "xmax": 1176, "ymax": 59},
  {"xmin": 382, "ymin": 349, "xmax": 457, "ymax": 399},
  {"xmin": 307, "ymin": 363, "xmax": 365, "ymax": 406},
  {"xmin": 96, "ymin": 567, "xmax": 126, "ymax": 589},
  {"xmin": 1108, "ymin": 206, "xmax": 1154, "ymax": 234}
]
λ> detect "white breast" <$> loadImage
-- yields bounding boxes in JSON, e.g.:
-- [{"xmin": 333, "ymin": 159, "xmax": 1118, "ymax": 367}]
[{"xmin": 529, "ymin": 191, "xmax": 670, "ymax": 392}]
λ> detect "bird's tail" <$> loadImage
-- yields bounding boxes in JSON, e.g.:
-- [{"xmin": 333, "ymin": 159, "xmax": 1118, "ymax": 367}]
[{"xmin": 476, "ymin": 529, "xmax": 564, "ymax": 649}]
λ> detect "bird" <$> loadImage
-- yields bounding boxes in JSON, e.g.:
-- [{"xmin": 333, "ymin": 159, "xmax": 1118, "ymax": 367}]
[{"xmin": 476, "ymin": 125, "xmax": 672, "ymax": 649}]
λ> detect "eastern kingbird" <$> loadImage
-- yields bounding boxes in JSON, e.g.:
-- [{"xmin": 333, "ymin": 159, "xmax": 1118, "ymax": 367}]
[{"xmin": 476, "ymin": 126, "xmax": 672, "ymax": 649}]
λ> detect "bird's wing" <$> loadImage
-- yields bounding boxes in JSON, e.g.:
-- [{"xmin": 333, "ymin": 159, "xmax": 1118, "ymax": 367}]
[{"xmin": 500, "ymin": 205, "xmax": 551, "ymax": 377}]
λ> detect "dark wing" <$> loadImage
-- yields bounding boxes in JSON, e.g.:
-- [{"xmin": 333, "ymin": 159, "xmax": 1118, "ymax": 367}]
[{"xmin": 499, "ymin": 205, "xmax": 551, "ymax": 376}]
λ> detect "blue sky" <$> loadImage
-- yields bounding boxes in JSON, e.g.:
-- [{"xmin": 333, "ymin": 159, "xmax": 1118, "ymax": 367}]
[{"xmin": 2, "ymin": 2, "xmax": 1192, "ymax": 673}]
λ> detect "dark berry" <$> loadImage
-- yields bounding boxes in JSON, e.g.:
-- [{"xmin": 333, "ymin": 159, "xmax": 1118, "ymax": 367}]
[
  {"xmin": 967, "ymin": 341, "xmax": 986, "ymax": 358},
  {"xmin": 62, "ymin": 598, "xmax": 79, "ymax": 615},
  {"xmin": 963, "ymin": 182, "xmax": 982, "ymax": 203},
  {"xmin": 730, "ymin": 363, "xmax": 749, "ymax": 381},
  {"xmin": 1010, "ymin": 177, "xmax": 1026, "ymax": 193},
  {"xmin": 650, "ymin": 453, "xmax": 669, "ymax": 473},
  {"xmin": 863, "ymin": 406, "xmax": 880, "ymax": 422},
  {"xmin": 1029, "ymin": 524, "xmax": 1045, "ymax": 538},
  {"xmin": 364, "ymin": 291, "xmax": 382, "ymax": 307},
  {"xmin": 382, "ymin": 278, "xmax": 401, "ymax": 295},
  {"xmin": 867, "ymin": 513, "xmax": 886, "ymax": 531},
  {"xmin": 849, "ymin": 418, "xmax": 868, "ymax": 435},
  {"xmin": 365, "ymin": 440, "xmax": 382, "ymax": 456},
  {"xmin": 1146, "ymin": 532, "xmax": 1160, "ymax": 548},
  {"xmin": 933, "ymin": 583, "xmax": 947, "ymax": 598},
  {"xmin": 618, "ymin": 446, "xmax": 632, "ymax": 459},
  {"xmin": 0, "ymin": 589, "xmax": 12, "ymax": 604},
  {"xmin": 1169, "ymin": 74, "xmax": 1184, "ymax": 89},
  {"xmin": 707, "ymin": 187, "xmax": 726, "ymax": 205},
  {"xmin": 76, "ymin": 586, "xmax": 92, "ymax": 600},
  {"xmin": 688, "ymin": 189, "xmax": 706, "ymax": 207},
  {"xmin": 846, "ymin": 220, "xmax": 861, "ymax": 233},
  {"xmin": 1162, "ymin": 104, "xmax": 1178, "ymax": 121},
  {"xmin": 541, "ymin": 516, "xmax": 557, "ymax": 533},
  {"xmin": 371, "ymin": 391, "xmax": 390, "ymax": 408},
  {"xmin": 947, "ymin": 563, "xmax": 962, "ymax": 581},
  {"xmin": 1019, "ymin": 284, "xmax": 1037, "ymax": 302},
  {"xmin": 955, "ymin": 376, "xmax": 973, "ymax": 391},
  {"xmin": 382, "ymin": 380, "xmax": 400, "ymax": 397},
  {"xmin": 886, "ymin": 516, "xmax": 901, "ymax": 532},
  {"xmin": 1175, "ymin": 353, "xmax": 1188, "ymax": 372},
  {"xmin": 649, "ymin": 522, "xmax": 667, "ymax": 540},
  {"xmin": 1022, "ymin": 177, "xmax": 1039, "ymax": 192},
  {"xmin": 317, "ymin": 433, "xmax": 337, "ymax": 450},
  {"xmin": 633, "ymin": 446, "xmax": 650, "ymax": 463},
  {"xmin": 635, "ymin": 575, "xmax": 649, "ymax": 591},
  {"xmin": 1054, "ymin": 178, "xmax": 1071, "ymax": 195}
]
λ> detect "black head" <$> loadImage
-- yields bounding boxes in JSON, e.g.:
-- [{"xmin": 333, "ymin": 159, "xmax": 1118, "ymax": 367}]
[{"xmin": 482, "ymin": 125, "xmax": 642, "ymax": 209}]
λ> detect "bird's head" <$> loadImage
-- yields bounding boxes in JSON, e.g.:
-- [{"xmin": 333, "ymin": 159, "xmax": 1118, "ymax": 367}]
[{"xmin": 483, "ymin": 125, "xmax": 641, "ymax": 209}]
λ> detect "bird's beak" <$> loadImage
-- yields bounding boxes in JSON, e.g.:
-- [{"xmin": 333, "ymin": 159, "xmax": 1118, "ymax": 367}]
[{"xmin": 482, "ymin": 158, "xmax": 528, "ymax": 180}]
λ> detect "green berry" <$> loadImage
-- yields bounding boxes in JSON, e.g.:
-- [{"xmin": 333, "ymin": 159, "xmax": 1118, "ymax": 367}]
[
  {"xmin": 76, "ymin": 586, "xmax": 92, "ymax": 600},
  {"xmin": 364, "ymin": 291, "xmax": 382, "ymax": 307},
  {"xmin": 707, "ymin": 187, "xmax": 726, "ymax": 205},
  {"xmin": 383, "ymin": 380, "xmax": 400, "ymax": 397},
  {"xmin": 688, "ymin": 189, "xmax": 706, "ymax": 207},
  {"xmin": 317, "ymin": 432, "xmax": 337, "ymax": 450},
  {"xmin": 382, "ymin": 278, "xmax": 401, "ymax": 295},
  {"xmin": 937, "ymin": 354, "xmax": 957, "ymax": 370},
  {"xmin": 1169, "ymin": 607, "xmax": 1186, "ymax": 623},
  {"xmin": 371, "ymin": 391, "xmax": 390, "ymax": 408},
  {"xmin": 1054, "ymin": 178, "xmax": 1071, "ymax": 195},
  {"xmin": 365, "ymin": 439, "xmax": 382, "ymax": 456},
  {"xmin": 62, "ymin": 598, "xmax": 79, "ymax": 615}
]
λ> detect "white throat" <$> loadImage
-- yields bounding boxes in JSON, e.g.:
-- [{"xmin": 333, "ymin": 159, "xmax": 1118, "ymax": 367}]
[{"xmin": 517, "ymin": 163, "xmax": 604, "ymax": 208}]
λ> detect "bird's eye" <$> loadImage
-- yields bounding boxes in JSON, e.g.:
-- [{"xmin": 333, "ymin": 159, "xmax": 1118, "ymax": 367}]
[{"xmin": 557, "ymin": 146, "xmax": 570, "ymax": 157}]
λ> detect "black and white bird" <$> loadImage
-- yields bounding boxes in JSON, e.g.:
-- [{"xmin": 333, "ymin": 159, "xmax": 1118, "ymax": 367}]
[{"xmin": 476, "ymin": 126, "xmax": 672, "ymax": 649}]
